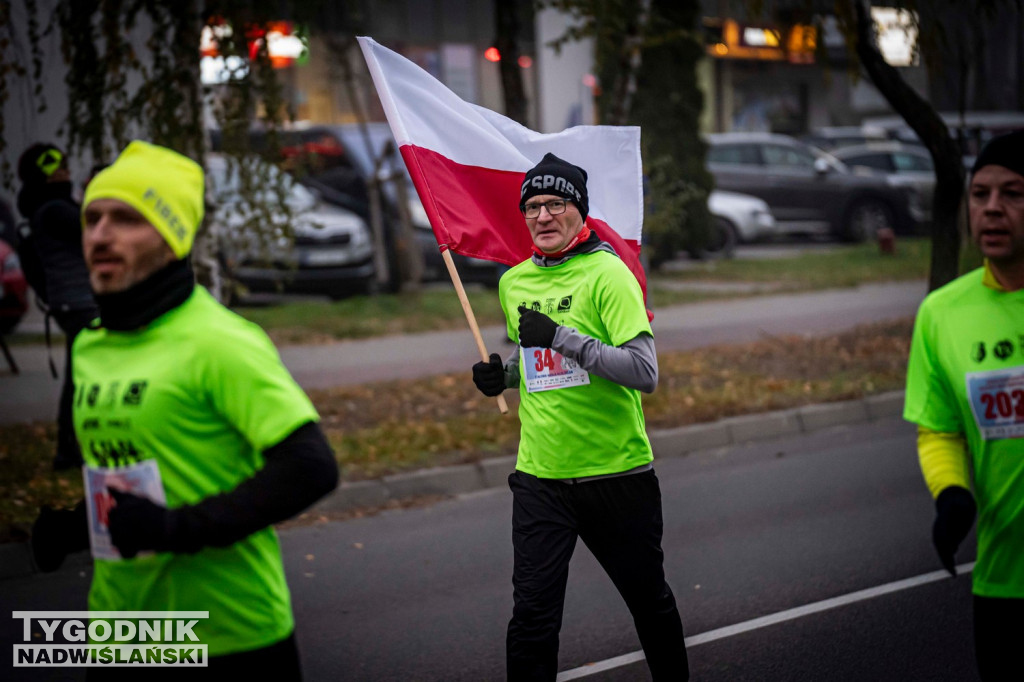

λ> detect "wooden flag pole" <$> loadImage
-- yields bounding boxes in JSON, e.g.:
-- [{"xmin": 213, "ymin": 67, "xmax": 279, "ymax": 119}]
[{"xmin": 441, "ymin": 247, "xmax": 509, "ymax": 415}]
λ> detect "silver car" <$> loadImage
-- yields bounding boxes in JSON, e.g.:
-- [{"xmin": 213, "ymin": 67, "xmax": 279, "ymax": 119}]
[
  {"xmin": 830, "ymin": 142, "xmax": 935, "ymax": 225},
  {"xmin": 691, "ymin": 190, "xmax": 777, "ymax": 258},
  {"xmin": 207, "ymin": 155, "xmax": 375, "ymax": 299}
]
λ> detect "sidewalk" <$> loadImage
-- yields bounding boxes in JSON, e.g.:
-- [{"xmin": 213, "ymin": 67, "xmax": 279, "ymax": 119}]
[{"xmin": 0, "ymin": 280, "xmax": 926, "ymax": 424}]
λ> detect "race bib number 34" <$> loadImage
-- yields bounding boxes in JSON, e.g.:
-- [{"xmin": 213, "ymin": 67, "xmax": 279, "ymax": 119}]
[
  {"xmin": 966, "ymin": 366, "xmax": 1024, "ymax": 440},
  {"xmin": 523, "ymin": 347, "xmax": 590, "ymax": 393}
]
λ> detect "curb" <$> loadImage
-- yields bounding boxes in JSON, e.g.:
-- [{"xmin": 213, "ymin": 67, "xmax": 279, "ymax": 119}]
[{"xmin": 2, "ymin": 391, "xmax": 906, "ymax": 580}]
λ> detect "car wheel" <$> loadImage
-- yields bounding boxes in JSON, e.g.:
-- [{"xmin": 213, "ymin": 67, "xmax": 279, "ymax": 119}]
[
  {"xmin": 842, "ymin": 199, "xmax": 893, "ymax": 242},
  {"xmin": 688, "ymin": 217, "xmax": 738, "ymax": 260}
]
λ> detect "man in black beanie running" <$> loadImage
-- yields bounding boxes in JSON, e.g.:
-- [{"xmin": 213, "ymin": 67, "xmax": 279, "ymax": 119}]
[
  {"xmin": 472, "ymin": 152, "xmax": 688, "ymax": 681},
  {"xmin": 904, "ymin": 129, "xmax": 1024, "ymax": 681}
]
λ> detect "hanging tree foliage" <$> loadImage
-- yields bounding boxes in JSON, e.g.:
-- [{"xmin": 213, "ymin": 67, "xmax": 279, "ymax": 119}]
[
  {"xmin": 1, "ymin": 0, "xmax": 321, "ymax": 298},
  {"xmin": 542, "ymin": 0, "xmax": 713, "ymax": 267}
]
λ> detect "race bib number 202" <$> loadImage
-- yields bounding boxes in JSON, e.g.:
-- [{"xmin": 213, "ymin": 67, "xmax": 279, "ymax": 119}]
[
  {"xmin": 523, "ymin": 347, "xmax": 590, "ymax": 393},
  {"xmin": 966, "ymin": 366, "xmax": 1024, "ymax": 440}
]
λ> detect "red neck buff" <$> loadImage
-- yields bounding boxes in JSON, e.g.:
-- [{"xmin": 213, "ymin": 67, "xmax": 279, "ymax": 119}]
[{"xmin": 532, "ymin": 223, "xmax": 591, "ymax": 259}]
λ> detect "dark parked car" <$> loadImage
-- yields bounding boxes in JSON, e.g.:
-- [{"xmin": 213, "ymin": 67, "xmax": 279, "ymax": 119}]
[
  {"xmin": 213, "ymin": 124, "xmax": 501, "ymax": 288},
  {"xmin": 283, "ymin": 123, "xmax": 502, "ymax": 286},
  {"xmin": 706, "ymin": 132, "xmax": 918, "ymax": 241},
  {"xmin": 830, "ymin": 142, "xmax": 935, "ymax": 225}
]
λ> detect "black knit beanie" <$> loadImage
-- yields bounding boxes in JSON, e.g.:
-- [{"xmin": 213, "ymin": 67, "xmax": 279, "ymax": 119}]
[
  {"xmin": 971, "ymin": 130, "xmax": 1024, "ymax": 179},
  {"xmin": 520, "ymin": 152, "xmax": 589, "ymax": 221},
  {"xmin": 16, "ymin": 143, "xmax": 71, "ymax": 219},
  {"xmin": 18, "ymin": 143, "xmax": 66, "ymax": 187}
]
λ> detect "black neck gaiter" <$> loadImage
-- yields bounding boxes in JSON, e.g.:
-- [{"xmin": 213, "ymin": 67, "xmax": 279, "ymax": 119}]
[{"xmin": 94, "ymin": 258, "xmax": 196, "ymax": 331}]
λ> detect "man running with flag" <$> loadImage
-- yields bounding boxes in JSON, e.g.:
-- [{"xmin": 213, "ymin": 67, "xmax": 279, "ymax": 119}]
[
  {"xmin": 358, "ymin": 36, "xmax": 684, "ymax": 679},
  {"xmin": 472, "ymin": 153, "xmax": 688, "ymax": 681}
]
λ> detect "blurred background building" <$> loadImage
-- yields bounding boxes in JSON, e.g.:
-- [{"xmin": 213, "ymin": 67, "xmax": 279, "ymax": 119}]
[{"xmin": 3, "ymin": 0, "xmax": 1023, "ymax": 199}]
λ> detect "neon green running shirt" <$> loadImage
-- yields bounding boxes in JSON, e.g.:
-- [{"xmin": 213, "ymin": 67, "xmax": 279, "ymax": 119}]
[
  {"xmin": 904, "ymin": 267, "xmax": 1024, "ymax": 597},
  {"xmin": 73, "ymin": 286, "xmax": 319, "ymax": 655},
  {"xmin": 500, "ymin": 250, "xmax": 654, "ymax": 478}
]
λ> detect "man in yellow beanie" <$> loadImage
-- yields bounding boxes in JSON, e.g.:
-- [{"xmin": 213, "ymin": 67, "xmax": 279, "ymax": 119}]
[{"xmin": 29, "ymin": 140, "xmax": 338, "ymax": 678}]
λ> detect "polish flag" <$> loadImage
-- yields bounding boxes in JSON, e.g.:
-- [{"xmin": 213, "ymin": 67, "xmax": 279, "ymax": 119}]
[{"xmin": 357, "ymin": 36, "xmax": 647, "ymax": 304}]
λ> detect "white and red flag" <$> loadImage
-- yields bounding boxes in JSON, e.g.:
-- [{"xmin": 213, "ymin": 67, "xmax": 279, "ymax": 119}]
[{"xmin": 357, "ymin": 36, "xmax": 647, "ymax": 301}]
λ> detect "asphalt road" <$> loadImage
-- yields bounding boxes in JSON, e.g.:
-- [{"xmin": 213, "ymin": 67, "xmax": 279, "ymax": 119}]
[{"xmin": 2, "ymin": 417, "xmax": 981, "ymax": 681}]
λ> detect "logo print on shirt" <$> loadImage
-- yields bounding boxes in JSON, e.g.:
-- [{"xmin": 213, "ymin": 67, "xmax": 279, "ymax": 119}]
[
  {"xmin": 86, "ymin": 384, "xmax": 101, "ymax": 408},
  {"xmin": 972, "ymin": 342, "xmax": 987, "ymax": 363},
  {"xmin": 557, "ymin": 296, "xmax": 573, "ymax": 312},
  {"xmin": 104, "ymin": 382, "xmax": 121, "ymax": 408},
  {"xmin": 88, "ymin": 439, "xmax": 142, "ymax": 467},
  {"xmin": 123, "ymin": 381, "xmax": 148, "ymax": 406},
  {"xmin": 994, "ymin": 339, "xmax": 1014, "ymax": 360}
]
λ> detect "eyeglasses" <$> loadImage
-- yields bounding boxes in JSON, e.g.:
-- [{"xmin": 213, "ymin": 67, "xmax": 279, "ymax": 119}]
[{"xmin": 522, "ymin": 199, "xmax": 567, "ymax": 219}]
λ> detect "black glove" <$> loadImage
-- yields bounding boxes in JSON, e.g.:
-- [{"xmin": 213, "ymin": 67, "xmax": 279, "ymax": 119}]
[
  {"xmin": 933, "ymin": 486, "xmax": 976, "ymax": 577},
  {"xmin": 107, "ymin": 488, "xmax": 172, "ymax": 559},
  {"xmin": 31, "ymin": 501, "xmax": 89, "ymax": 572},
  {"xmin": 473, "ymin": 352, "xmax": 506, "ymax": 396},
  {"xmin": 518, "ymin": 306, "xmax": 558, "ymax": 348}
]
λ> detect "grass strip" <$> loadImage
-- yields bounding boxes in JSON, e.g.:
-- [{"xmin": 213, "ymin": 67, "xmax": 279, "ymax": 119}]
[{"xmin": 661, "ymin": 238, "xmax": 930, "ymax": 288}]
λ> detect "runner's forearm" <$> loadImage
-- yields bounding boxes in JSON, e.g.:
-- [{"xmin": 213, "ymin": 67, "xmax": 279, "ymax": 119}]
[
  {"xmin": 168, "ymin": 421, "xmax": 339, "ymax": 552},
  {"xmin": 917, "ymin": 427, "xmax": 971, "ymax": 498},
  {"xmin": 552, "ymin": 328, "xmax": 658, "ymax": 393}
]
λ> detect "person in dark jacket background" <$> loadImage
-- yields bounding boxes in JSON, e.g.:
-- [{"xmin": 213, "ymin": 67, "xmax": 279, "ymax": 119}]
[{"xmin": 16, "ymin": 143, "xmax": 98, "ymax": 470}]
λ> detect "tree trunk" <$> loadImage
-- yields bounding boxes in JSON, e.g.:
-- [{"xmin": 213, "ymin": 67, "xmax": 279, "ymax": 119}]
[
  {"xmin": 852, "ymin": 0, "xmax": 964, "ymax": 291},
  {"xmin": 606, "ymin": 0, "xmax": 651, "ymax": 126},
  {"xmin": 495, "ymin": 0, "xmax": 527, "ymax": 125}
]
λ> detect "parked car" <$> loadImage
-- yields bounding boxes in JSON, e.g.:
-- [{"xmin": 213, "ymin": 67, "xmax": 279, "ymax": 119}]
[
  {"xmin": 206, "ymin": 155, "xmax": 375, "ymax": 300},
  {"xmin": 0, "ymin": 238, "xmax": 28, "ymax": 334},
  {"xmin": 830, "ymin": 142, "xmax": 935, "ymax": 225},
  {"xmin": 287, "ymin": 123, "xmax": 503, "ymax": 287},
  {"xmin": 691, "ymin": 190, "xmax": 777, "ymax": 259},
  {"xmin": 861, "ymin": 111, "xmax": 1024, "ymax": 167},
  {"xmin": 800, "ymin": 125, "xmax": 890, "ymax": 151},
  {"xmin": 212, "ymin": 124, "xmax": 501, "ymax": 288},
  {"xmin": 706, "ymin": 132, "xmax": 918, "ymax": 241}
]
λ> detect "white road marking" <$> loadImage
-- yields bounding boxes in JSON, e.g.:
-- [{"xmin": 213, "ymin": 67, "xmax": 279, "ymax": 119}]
[{"xmin": 556, "ymin": 562, "xmax": 975, "ymax": 681}]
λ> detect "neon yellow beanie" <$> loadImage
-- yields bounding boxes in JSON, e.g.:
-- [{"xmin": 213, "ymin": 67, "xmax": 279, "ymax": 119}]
[{"xmin": 83, "ymin": 140, "xmax": 205, "ymax": 259}]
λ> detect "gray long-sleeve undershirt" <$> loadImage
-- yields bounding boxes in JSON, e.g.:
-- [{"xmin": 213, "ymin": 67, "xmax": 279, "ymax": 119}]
[
  {"xmin": 504, "ymin": 329, "xmax": 658, "ymax": 393},
  {"xmin": 503, "ymin": 234, "xmax": 658, "ymax": 394}
]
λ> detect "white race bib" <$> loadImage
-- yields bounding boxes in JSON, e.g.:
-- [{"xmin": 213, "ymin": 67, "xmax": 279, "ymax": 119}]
[
  {"xmin": 83, "ymin": 460, "xmax": 166, "ymax": 561},
  {"xmin": 522, "ymin": 347, "xmax": 590, "ymax": 393},
  {"xmin": 966, "ymin": 366, "xmax": 1024, "ymax": 440}
]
